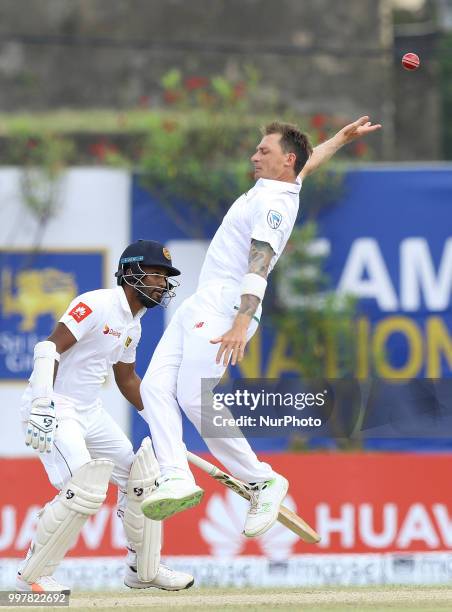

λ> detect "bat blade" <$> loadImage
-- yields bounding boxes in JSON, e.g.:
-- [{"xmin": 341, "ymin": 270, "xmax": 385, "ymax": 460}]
[
  {"xmin": 187, "ymin": 451, "xmax": 320, "ymax": 544},
  {"xmin": 278, "ymin": 505, "xmax": 320, "ymax": 543}
]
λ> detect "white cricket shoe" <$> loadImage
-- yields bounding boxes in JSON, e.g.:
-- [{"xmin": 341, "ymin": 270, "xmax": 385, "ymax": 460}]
[
  {"xmin": 243, "ymin": 473, "xmax": 289, "ymax": 538},
  {"xmin": 141, "ymin": 476, "xmax": 204, "ymax": 521},
  {"xmin": 16, "ymin": 573, "xmax": 71, "ymax": 593},
  {"xmin": 124, "ymin": 564, "xmax": 194, "ymax": 590}
]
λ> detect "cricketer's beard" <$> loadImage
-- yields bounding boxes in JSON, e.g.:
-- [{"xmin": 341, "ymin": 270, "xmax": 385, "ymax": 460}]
[{"xmin": 137, "ymin": 288, "xmax": 162, "ymax": 309}]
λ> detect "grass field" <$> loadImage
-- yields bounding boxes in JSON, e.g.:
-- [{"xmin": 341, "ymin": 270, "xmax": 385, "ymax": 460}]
[{"xmin": 4, "ymin": 586, "xmax": 452, "ymax": 612}]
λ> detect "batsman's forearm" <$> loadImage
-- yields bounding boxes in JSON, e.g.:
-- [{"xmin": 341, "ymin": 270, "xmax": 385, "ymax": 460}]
[{"xmin": 118, "ymin": 375, "xmax": 144, "ymax": 411}]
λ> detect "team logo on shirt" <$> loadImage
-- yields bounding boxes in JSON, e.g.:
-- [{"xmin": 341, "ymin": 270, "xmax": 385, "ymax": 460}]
[
  {"xmin": 267, "ymin": 210, "xmax": 283, "ymax": 229},
  {"xmin": 125, "ymin": 336, "xmax": 132, "ymax": 348},
  {"xmin": 103, "ymin": 324, "xmax": 121, "ymax": 338},
  {"xmin": 69, "ymin": 302, "xmax": 93, "ymax": 323},
  {"xmin": 194, "ymin": 321, "xmax": 205, "ymax": 329}
]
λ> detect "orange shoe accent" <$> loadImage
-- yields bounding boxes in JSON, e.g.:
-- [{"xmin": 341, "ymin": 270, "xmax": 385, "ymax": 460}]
[{"xmin": 31, "ymin": 583, "xmax": 45, "ymax": 592}]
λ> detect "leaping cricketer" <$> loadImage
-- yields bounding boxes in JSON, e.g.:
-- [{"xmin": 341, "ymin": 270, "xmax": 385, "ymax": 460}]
[
  {"xmin": 17, "ymin": 240, "xmax": 193, "ymax": 593},
  {"xmin": 140, "ymin": 117, "xmax": 381, "ymax": 537}
]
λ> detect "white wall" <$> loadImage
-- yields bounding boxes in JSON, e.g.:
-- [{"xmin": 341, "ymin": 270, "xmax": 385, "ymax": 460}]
[{"xmin": 0, "ymin": 168, "xmax": 131, "ymax": 457}]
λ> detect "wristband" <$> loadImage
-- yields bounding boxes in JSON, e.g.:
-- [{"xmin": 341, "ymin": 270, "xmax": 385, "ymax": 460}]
[
  {"xmin": 240, "ymin": 273, "xmax": 267, "ymax": 301},
  {"xmin": 31, "ymin": 341, "xmax": 57, "ymax": 402}
]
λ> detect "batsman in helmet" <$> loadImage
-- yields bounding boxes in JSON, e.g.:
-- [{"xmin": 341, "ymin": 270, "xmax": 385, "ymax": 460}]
[{"xmin": 17, "ymin": 240, "xmax": 193, "ymax": 593}]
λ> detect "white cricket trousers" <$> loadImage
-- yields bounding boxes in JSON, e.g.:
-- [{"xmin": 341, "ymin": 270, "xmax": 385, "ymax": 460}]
[
  {"xmin": 21, "ymin": 393, "xmax": 134, "ymax": 493},
  {"xmin": 140, "ymin": 282, "xmax": 274, "ymax": 483}
]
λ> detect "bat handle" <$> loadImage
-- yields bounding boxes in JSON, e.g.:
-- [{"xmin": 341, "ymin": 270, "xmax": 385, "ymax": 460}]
[
  {"xmin": 187, "ymin": 450, "xmax": 251, "ymax": 501},
  {"xmin": 186, "ymin": 450, "xmax": 218, "ymax": 476}
]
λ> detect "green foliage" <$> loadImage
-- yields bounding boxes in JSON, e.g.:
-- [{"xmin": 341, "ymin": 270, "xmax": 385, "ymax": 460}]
[
  {"xmin": 273, "ymin": 222, "xmax": 360, "ymax": 448},
  {"xmin": 137, "ymin": 70, "xmax": 359, "ymax": 237},
  {"xmin": 273, "ymin": 222, "xmax": 357, "ymax": 380},
  {"xmin": 158, "ymin": 65, "xmax": 260, "ymax": 113},
  {"xmin": 161, "ymin": 68, "xmax": 182, "ymax": 91},
  {"xmin": 300, "ymin": 164, "xmax": 346, "ymax": 219},
  {"xmin": 7, "ymin": 133, "xmax": 74, "ymax": 223},
  {"xmin": 138, "ymin": 114, "xmax": 256, "ymax": 237}
]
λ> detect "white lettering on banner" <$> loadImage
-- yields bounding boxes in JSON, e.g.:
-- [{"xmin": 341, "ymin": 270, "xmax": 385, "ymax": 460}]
[
  {"xmin": 337, "ymin": 239, "xmax": 398, "ymax": 311},
  {"xmin": 396, "ymin": 504, "xmax": 440, "ymax": 549},
  {"xmin": 2, "ymin": 501, "xmax": 451, "ymax": 553},
  {"xmin": 432, "ymin": 505, "xmax": 452, "ymax": 547},
  {"xmin": 0, "ymin": 505, "xmax": 125, "ymax": 553},
  {"xmin": 401, "ymin": 238, "xmax": 452, "ymax": 311},
  {"xmin": 0, "ymin": 506, "xmax": 15, "ymax": 549},
  {"xmin": 316, "ymin": 504, "xmax": 443, "ymax": 550},
  {"xmin": 316, "ymin": 503, "xmax": 355, "ymax": 548},
  {"xmin": 360, "ymin": 503, "xmax": 398, "ymax": 548},
  {"xmin": 80, "ymin": 507, "xmax": 111, "ymax": 550},
  {"xmin": 0, "ymin": 332, "xmax": 42, "ymax": 375},
  {"xmin": 336, "ymin": 238, "xmax": 452, "ymax": 312}
]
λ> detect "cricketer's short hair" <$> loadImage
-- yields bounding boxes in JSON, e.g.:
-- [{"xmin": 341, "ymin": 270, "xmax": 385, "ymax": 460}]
[{"xmin": 264, "ymin": 121, "xmax": 313, "ymax": 176}]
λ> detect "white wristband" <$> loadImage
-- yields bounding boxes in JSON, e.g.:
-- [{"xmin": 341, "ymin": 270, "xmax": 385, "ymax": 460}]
[
  {"xmin": 240, "ymin": 273, "xmax": 267, "ymax": 301},
  {"xmin": 31, "ymin": 341, "xmax": 57, "ymax": 402}
]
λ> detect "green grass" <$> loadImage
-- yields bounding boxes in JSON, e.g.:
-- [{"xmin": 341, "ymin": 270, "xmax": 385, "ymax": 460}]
[
  {"xmin": 0, "ymin": 109, "xmax": 273, "ymax": 136},
  {"xmin": 2, "ymin": 586, "xmax": 448, "ymax": 612}
]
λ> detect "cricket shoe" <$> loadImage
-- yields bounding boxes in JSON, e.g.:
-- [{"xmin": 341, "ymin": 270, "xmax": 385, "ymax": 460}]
[
  {"xmin": 124, "ymin": 564, "xmax": 194, "ymax": 590},
  {"xmin": 243, "ymin": 472, "xmax": 289, "ymax": 538},
  {"xmin": 16, "ymin": 573, "xmax": 71, "ymax": 593},
  {"xmin": 141, "ymin": 476, "xmax": 204, "ymax": 521}
]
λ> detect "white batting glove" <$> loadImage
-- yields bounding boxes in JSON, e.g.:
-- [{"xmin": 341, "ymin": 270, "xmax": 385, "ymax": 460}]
[{"xmin": 25, "ymin": 398, "xmax": 57, "ymax": 453}]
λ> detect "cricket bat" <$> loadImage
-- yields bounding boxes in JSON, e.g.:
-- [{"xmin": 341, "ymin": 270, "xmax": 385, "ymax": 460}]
[{"xmin": 187, "ymin": 451, "xmax": 320, "ymax": 544}]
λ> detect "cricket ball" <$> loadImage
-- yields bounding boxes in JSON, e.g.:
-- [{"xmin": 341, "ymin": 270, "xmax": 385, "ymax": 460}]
[{"xmin": 402, "ymin": 52, "xmax": 420, "ymax": 71}]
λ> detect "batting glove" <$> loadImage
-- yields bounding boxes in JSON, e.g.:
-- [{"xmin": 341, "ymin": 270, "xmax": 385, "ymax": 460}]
[{"xmin": 25, "ymin": 399, "xmax": 57, "ymax": 453}]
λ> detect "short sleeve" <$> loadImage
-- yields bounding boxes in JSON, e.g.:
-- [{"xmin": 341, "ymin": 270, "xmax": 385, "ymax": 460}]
[
  {"xmin": 119, "ymin": 325, "xmax": 142, "ymax": 364},
  {"xmin": 250, "ymin": 198, "xmax": 293, "ymax": 257},
  {"xmin": 59, "ymin": 294, "xmax": 102, "ymax": 341}
]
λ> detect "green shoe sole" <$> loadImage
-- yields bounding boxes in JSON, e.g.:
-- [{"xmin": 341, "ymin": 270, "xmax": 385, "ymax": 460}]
[{"xmin": 141, "ymin": 489, "xmax": 204, "ymax": 521}]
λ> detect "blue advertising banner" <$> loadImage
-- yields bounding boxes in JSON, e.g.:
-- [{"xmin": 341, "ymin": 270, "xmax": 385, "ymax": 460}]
[
  {"xmin": 131, "ymin": 167, "xmax": 452, "ymax": 451},
  {"xmin": 319, "ymin": 168, "xmax": 452, "ymax": 380},
  {"xmin": 0, "ymin": 250, "xmax": 105, "ymax": 380}
]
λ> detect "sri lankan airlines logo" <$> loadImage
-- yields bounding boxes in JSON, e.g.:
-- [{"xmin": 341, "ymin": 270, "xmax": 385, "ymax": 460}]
[
  {"xmin": 0, "ymin": 250, "xmax": 103, "ymax": 379},
  {"xmin": 2, "ymin": 268, "xmax": 76, "ymax": 332}
]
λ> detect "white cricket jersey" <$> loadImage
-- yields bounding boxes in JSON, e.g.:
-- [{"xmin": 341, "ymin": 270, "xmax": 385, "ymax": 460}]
[
  {"xmin": 197, "ymin": 177, "xmax": 302, "ymax": 291},
  {"xmin": 23, "ymin": 286, "xmax": 144, "ymax": 408}
]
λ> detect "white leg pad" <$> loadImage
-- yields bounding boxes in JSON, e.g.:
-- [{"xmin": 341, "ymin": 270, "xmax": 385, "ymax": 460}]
[
  {"xmin": 123, "ymin": 437, "xmax": 161, "ymax": 582},
  {"xmin": 21, "ymin": 459, "xmax": 114, "ymax": 583}
]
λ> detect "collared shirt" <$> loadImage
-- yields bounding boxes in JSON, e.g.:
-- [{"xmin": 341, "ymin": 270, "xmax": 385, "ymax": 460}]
[
  {"xmin": 197, "ymin": 177, "xmax": 302, "ymax": 291},
  {"xmin": 45, "ymin": 287, "xmax": 143, "ymax": 405}
]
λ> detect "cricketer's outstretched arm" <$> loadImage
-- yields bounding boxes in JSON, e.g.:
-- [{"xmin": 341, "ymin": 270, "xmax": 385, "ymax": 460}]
[{"xmin": 300, "ymin": 115, "xmax": 382, "ymax": 180}]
